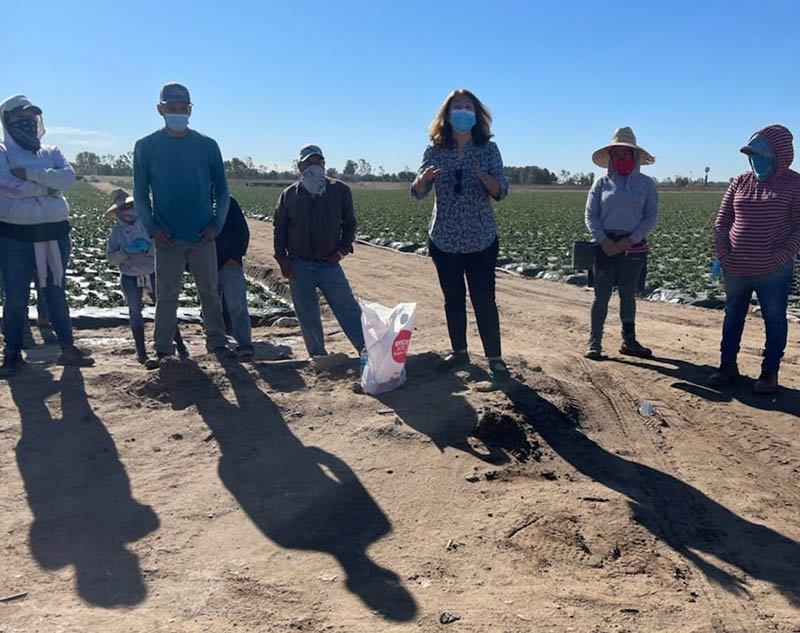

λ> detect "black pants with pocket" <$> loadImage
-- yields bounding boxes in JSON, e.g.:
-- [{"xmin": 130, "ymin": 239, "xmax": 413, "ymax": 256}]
[
  {"xmin": 429, "ymin": 237, "xmax": 501, "ymax": 358},
  {"xmin": 589, "ymin": 245, "xmax": 645, "ymax": 350}
]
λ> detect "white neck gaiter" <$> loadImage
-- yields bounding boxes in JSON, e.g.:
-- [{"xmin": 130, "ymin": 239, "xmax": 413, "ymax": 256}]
[{"xmin": 299, "ymin": 164, "xmax": 327, "ymax": 196}]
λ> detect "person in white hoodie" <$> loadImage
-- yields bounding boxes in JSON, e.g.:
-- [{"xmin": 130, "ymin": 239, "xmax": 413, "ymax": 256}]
[
  {"xmin": 105, "ymin": 188, "xmax": 187, "ymax": 366},
  {"xmin": 0, "ymin": 94, "xmax": 93, "ymax": 376}
]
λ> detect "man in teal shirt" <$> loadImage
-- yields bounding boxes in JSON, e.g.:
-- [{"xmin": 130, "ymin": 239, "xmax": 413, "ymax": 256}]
[{"xmin": 134, "ymin": 82, "xmax": 233, "ymax": 365}]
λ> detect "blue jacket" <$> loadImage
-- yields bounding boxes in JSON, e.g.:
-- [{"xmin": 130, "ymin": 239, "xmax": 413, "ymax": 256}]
[{"xmin": 585, "ymin": 160, "xmax": 658, "ymax": 244}]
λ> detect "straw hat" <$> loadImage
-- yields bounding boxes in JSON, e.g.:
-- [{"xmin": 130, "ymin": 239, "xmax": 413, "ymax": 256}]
[
  {"xmin": 592, "ymin": 126, "xmax": 655, "ymax": 167},
  {"xmin": 105, "ymin": 188, "xmax": 134, "ymax": 219}
]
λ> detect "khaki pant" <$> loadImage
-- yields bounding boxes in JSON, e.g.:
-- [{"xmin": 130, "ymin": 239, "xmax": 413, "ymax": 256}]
[{"xmin": 154, "ymin": 240, "xmax": 227, "ymax": 354}]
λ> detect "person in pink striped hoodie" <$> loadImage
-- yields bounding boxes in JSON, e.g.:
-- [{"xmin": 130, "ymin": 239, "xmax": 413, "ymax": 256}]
[{"xmin": 710, "ymin": 124, "xmax": 800, "ymax": 394}]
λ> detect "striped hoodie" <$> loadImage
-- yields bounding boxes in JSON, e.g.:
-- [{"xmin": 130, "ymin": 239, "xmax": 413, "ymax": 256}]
[{"xmin": 714, "ymin": 124, "xmax": 800, "ymax": 276}]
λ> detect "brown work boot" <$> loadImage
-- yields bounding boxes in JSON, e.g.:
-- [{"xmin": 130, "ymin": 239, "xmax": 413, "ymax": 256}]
[
  {"xmin": 708, "ymin": 363, "xmax": 740, "ymax": 388},
  {"xmin": 754, "ymin": 371, "xmax": 778, "ymax": 395}
]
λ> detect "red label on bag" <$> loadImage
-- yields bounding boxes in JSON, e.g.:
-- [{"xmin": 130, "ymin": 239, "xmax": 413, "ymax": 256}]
[{"xmin": 391, "ymin": 330, "xmax": 412, "ymax": 363}]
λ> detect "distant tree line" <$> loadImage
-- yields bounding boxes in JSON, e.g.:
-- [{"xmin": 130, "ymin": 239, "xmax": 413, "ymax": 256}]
[{"xmin": 70, "ymin": 151, "xmax": 727, "ymax": 188}]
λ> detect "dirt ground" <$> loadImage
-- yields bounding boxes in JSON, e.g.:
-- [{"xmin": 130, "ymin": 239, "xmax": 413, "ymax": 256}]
[{"xmin": 1, "ymin": 218, "xmax": 799, "ymax": 633}]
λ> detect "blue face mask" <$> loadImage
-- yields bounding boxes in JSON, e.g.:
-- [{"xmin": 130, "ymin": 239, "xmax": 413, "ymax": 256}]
[
  {"xmin": 450, "ymin": 109, "xmax": 476, "ymax": 134},
  {"xmin": 749, "ymin": 154, "xmax": 775, "ymax": 181},
  {"xmin": 164, "ymin": 113, "xmax": 189, "ymax": 132}
]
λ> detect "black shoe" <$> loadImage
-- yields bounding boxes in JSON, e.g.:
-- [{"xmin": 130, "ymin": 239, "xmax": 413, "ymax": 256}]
[
  {"xmin": 584, "ymin": 347, "xmax": 605, "ymax": 361},
  {"xmin": 144, "ymin": 353, "xmax": 169, "ymax": 371},
  {"xmin": 488, "ymin": 358, "xmax": 511, "ymax": 382},
  {"xmin": 754, "ymin": 370, "xmax": 778, "ymax": 394},
  {"xmin": 214, "ymin": 346, "xmax": 237, "ymax": 361},
  {"xmin": 708, "ymin": 363, "xmax": 740, "ymax": 388},
  {"xmin": 236, "ymin": 345, "xmax": 255, "ymax": 361},
  {"xmin": 619, "ymin": 340, "xmax": 652, "ymax": 358},
  {"xmin": 437, "ymin": 351, "xmax": 470, "ymax": 373},
  {"xmin": 0, "ymin": 353, "xmax": 25, "ymax": 378},
  {"xmin": 57, "ymin": 345, "xmax": 95, "ymax": 367}
]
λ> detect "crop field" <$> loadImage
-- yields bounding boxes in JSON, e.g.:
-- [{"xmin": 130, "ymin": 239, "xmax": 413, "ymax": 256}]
[
  {"xmin": 234, "ymin": 184, "xmax": 731, "ymax": 301},
  {"xmin": 8, "ymin": 183, "xmax": 794, "ymax": 311},
  {"xmin": 27, "ymin": 183, "xmax": 285, "ymax": 310}
]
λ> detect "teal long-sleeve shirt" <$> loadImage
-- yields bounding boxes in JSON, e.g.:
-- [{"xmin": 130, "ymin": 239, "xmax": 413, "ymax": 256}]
[{"xmin": 133, "ymin": 129, "xmax": 230, "ymax": 242}]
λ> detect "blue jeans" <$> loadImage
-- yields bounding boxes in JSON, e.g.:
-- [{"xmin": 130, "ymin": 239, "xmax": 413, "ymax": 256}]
[
  {"xmin": 0, "ymin": 235, "xmax": 74, "ymax": 355},
  {"xmin": 218, "ymin": 263, "xmax": 252, "ymax": 349},
  {"xmin": 721, "ymin": 259, "xmax": 794, "ymax": 372},
  {"xmin": 289, "ymin": 257, "xmax": 364, "ymax": 357},
  {"xmin": 120, "ymin": 273, "xmax": 155, "ymax": 330}
]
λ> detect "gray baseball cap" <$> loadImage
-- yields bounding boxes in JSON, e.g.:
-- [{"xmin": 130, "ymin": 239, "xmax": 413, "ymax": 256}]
[
  {"xmin": 159, "ymin": 82, "xmax": 191, "ymax": 104},
  {"xmin": 299, "ymin": 144, "xmax": 324, "ymax": 162}
]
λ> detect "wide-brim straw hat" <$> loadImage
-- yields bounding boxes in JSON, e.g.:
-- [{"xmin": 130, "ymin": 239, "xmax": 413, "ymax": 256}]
[
  {"xmin": 592, "ymin": 126, "xmax": 655, "ymax": 167},
  {"xmin": 105, "ymin": 188, "xmax": 135, "ymax": 220}
]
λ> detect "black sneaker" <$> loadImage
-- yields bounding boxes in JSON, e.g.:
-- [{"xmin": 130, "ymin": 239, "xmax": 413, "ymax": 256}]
[
  {"xmin": 488, "ymin": 358, "xmax": 511, "ymax": 383},
  {"xmin": 584, "ymin": 347, "xmax": 605, "ymax": 361},
  {"xmin": 145, "ymin": 353, "xmax": 169, "ymax": 371},
  {"xmin": 214, "ymin": 346, "xmax": 237, "ymax": 361},
  {"xmin": 56, "ymin": 345, "xmax": 95, "ymax": 367},
  {"xmin": 236, "ymin": 345, "xmax": 255, "ymax": 361},
  {"xmin": 619, "ymin": 340, "xmax": 652, "ymax": 358},
  {"xmin": 437, "ymin": 351, "xmax": 470, "ymax": 373},
  {"xmin": 0, "ymin": 353, "xmax": 25, "ymax": 378}
]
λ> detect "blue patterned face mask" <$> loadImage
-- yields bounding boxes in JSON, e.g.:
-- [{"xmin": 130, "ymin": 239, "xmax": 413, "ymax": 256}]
[
  {"xmin": 749, "ymin": 154, "xmax": 775, "ymax": 181},
  {"xmin": 164, "ymin": 114, "xmax": 189, "ymax": 132},
  {"xmin": 450, "ymin": 109, "xmax": 476, "ymax": 134}
]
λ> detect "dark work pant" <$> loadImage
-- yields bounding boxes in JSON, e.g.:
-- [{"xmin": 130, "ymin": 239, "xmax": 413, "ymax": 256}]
[
  {"xmin": 589, "ymin": 247, "xmax": 644, "ymax": 350},
  {"xmin": 429, "ymin": 238, "xmax": 501, "ymax": 358}
]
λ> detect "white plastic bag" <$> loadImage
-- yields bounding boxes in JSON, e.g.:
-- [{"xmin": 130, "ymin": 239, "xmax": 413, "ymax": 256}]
[{"xmin": 359, "ymin": 299, "xmax": 417, "ymax": 395}]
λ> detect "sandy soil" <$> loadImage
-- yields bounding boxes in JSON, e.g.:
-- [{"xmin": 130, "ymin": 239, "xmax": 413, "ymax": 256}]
[{"xmin": 1, "ymin": 218, "xmax": 799, "ymax": 632}]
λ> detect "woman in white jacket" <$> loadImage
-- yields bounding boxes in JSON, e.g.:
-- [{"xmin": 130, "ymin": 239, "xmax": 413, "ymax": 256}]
[{"xmin": 0, "ymin": 94, "xmax": 93, "ymax": 376}]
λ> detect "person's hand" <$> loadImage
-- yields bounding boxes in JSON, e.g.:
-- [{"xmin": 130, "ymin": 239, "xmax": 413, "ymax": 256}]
[
  {"xmin": 415, "ymin": 166, "xmax": 441, "ymax": 195},
  {"xmin": 474, "ymin": 163, "xmax": 500, "ymax": 198},
  {"xmin": 600, "ymin": 239, "xmax": 618, "ymax": 257},
  {"xmin": 224, "ymin": 258, "xmax": 240, "ymax": 268},
  {"xmin": 199, "ymin": 226, "xmax": 217, "ymax": 244},
  {"xmin": 11, "ymin": 168, "xmax": 27, "ymax": 180},
  {"xmin": 326, "ymin": 252, "xmax": 343, "ymax": 265},
  {"xmin": 277, "ymin": 257, "xmax": 296, "ymax": 279},
  {"xmin": 616, "ymin": 237, "xmax": 634, "ymax": 252},
  {"xmin": 153, "ymin": 227, "xmax": 173, "ymax": 247}
]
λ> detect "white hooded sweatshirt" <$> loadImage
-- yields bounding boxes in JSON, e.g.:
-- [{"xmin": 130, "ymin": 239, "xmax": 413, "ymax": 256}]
[{"xmin": 0, "ymin": 94, "xmax": 76, "ymax": 286}]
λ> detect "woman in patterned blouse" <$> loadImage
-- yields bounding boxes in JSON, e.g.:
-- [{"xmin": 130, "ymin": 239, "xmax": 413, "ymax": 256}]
[{"xmin": 411, "ymin": 89, "xmax": 510, "ymax": 381}]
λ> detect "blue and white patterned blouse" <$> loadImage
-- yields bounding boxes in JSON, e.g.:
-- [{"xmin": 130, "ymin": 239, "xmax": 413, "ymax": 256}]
[{"xmin": 411, "ymin": 140, "xmax": 509, "ymax": 253}]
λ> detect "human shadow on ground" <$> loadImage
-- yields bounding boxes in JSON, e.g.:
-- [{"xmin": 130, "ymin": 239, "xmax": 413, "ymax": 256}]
[
  {"xmin": 10, "ymin": 364, "xmax": 158, "ymax": 607},
  {"xmin": 164, "ymin": 360, "xmax": 417, "ymax": 622},
  {"xmin": 502, "ymin": 377, "xmax": 800, "ymax": 606},
  {"xmin": 376, "ymin": 352, "xmax": 510, "ymax": 465},
  {"xmin": 608, "ymin": 355, "xmax": 800, "ymax": 415}
]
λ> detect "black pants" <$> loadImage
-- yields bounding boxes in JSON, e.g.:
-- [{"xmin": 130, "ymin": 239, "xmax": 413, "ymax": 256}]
[
  {"xmin": 429, "ymin": 238, "xmax": 501, "ymax": 358},
  {"xmin": 589, "ymin": 246, "xmax": 645, "ymax": 350}
]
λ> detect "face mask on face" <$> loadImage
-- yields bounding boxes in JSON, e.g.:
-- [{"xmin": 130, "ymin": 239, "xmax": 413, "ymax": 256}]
[
  {"xmin": 749, "ymin": 154, "xmax": 775, "ymax": 181},
  {"xmin": 450, "ymin": 109, "xmax": 476, "ymax": 135},
  {"xmin": 7, "ymin": 116, "xmax": 43, "ymax": 152},
  {"xmin": 300, "ymin": 164, "xmax": 327, "ymax": 196},
  {"xmin": 612, "ymin": 155, "xmax": 635, "ymax": 176},
  {"xmin": 164, "ymin": 113, "xmax": 189, "ymax": 132}
]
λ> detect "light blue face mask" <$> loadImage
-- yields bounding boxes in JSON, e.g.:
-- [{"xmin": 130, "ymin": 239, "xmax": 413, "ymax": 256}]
[
  {"xmin": 164, "ymin": 113, "xmax": 189, "ymax": 132},
  {"xmin": 749, "ymin": 154, "xmax": 775, "ymax": 181},
  {"xmin": 450, "ymin": 109, "xmax": 476, "ymax": 134}
]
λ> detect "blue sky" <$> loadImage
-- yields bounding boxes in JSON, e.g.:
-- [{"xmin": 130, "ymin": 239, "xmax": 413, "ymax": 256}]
[{"xmin": 5, "ymin": 0, "xmax": 800, "ymax": 181}]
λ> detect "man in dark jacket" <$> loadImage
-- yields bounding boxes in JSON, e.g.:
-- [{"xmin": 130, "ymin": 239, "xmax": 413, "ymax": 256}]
[
  {"xmin": 273, "ymin": 144, "xmax": 364, "ymax": 360},
  {"xmin": 216, "ymin": 196, "xmax": 253, "ymax": 359}
]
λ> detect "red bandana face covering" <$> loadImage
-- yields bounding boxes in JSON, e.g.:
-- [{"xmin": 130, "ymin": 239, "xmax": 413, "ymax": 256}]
[{"xmin": 612, "ymin": 155, "xmax": 635, "ymax": 176}]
